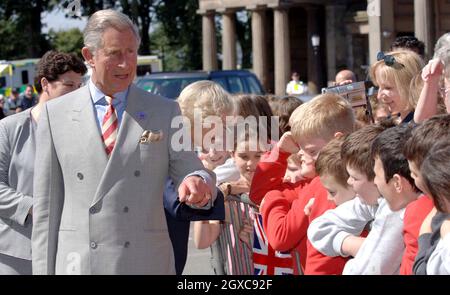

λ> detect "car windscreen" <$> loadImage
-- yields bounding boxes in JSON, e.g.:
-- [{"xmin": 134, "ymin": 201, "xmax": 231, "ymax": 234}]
[{"xmin": 136, "ymin": 77, "xmax": 204, "ymax": 99}]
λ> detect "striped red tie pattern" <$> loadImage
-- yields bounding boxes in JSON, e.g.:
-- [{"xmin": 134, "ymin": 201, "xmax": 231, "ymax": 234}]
[{"xmin": 101, "ymin": 95, "xmax": 118, "ymax": 156}]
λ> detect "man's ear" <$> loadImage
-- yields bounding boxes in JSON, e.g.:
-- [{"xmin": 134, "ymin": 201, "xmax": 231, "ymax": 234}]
[
  {"xmin": 392, "ymin": 174, "xmax": 403, "ymax": 193},
  {"xmin": 81, "ymin": 47, "xmax": 95, "ymax": 68}
]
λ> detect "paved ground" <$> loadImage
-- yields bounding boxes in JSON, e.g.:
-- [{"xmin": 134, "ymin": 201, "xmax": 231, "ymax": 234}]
[{"xmin": 182, "ymin": 222, "xmax": 215, "ymax": 275}]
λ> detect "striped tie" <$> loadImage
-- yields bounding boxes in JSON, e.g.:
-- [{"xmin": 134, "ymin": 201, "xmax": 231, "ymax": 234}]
[{"xmin": 101, "ymin": 95, "xmax": 118, "ymax": 156}]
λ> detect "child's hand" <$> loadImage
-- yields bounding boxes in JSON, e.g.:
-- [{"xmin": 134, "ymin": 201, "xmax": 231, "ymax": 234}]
[
  {"xmin": 304, "ymin": 197, "xmax": 315, "ymax": 216},
  {"xmin": 420, "ymin": 207, "xmax": 437, "ymax": 236},
  {"xmin": 277, "ymin": 132, "xmax": 300, "ymax": 154},
  {"xmin": 238, "ymin": 220, "xmax": 254, "ymax": 249},
  {"xmin": 422, "ymin": 59, "xmax": 444, "ymax": 83},
  {"xmin": 229, "ymin": 178, "xmax": 251, "ymax": 196},
  {"xmin": 440, "ymin": 218, "xmax": 450, "ymax": 238}
]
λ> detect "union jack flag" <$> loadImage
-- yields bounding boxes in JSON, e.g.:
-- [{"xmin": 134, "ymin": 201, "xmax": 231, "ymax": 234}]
[{"xmin": 252, "ymin": 213, "xmax": 294, "ymax": 275}]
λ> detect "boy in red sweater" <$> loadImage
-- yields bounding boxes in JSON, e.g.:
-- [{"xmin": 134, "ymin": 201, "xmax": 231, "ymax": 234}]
[
  {"xmin": 252, "ymin": 93, "xmax": 355, "ymax": 274},
  {"xmin": 402, "ymin": 115, "xmax": 450, "ymax": 274}
]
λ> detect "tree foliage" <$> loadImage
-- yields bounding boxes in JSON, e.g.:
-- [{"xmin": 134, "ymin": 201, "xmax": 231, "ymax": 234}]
[
  {"xmin": 47, "ymin": 28, "xmax": 84, "ymax": 58},
  {"xmin": 154, "ymin": 0, "xmax": 202, "ymax": 70},
  {"xmin": 0, "ymin": 0, "xmax": 54, "ymax": 58},
  {"xmin": 0, "ymin": 0, "xmax": 253, "ymax": 72}
]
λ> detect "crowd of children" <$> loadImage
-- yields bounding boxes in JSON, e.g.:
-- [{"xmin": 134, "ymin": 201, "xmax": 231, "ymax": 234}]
[{"xmin": 173, "ymin": 34, "xmax": 450, "ymax": 276}]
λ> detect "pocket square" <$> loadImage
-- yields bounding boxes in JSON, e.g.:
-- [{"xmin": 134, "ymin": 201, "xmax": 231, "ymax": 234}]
[{"xmin": 140, "ymin": 130, "xmax": 163, "ymax": 144}]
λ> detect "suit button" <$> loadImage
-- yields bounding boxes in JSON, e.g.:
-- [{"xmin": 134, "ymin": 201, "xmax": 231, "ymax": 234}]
[
  {"xmin": 123, "ymin": 206, "xmax": 129, "ymax": 213},
  {"xmin": 90, "ymin": 242, "xmax": 97, "ymax": 249},
  {"xmin": 124, "ymin": 241, "xmax": 130, "ymax": 248},
  {"xmin": 77, "ymin": 173, "xmax": 84, "ymax": 180},
  {"xmin": 134, "ymin": 170, "xmax": 140, "ymax": 177}
]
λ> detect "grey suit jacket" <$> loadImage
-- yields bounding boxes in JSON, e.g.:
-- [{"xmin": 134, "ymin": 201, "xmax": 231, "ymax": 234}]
[
  {"xmin": 0, "ymin": 109, "xmax": 34, "ymax": 260},
  {"xmin": 32, "ymin": 84, "xmax": 214, "ymax": 274}
]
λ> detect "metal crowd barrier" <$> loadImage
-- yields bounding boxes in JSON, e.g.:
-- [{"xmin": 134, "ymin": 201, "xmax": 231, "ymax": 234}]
[{"xmin": 210, "ymin": 194, "xmax": 302, "ymax": 275}]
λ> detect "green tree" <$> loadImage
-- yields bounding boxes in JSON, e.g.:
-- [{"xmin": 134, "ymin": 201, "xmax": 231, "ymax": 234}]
[
  {"xmin": 48, "ymin": 28, "xmax": 84, "ymax": 58},
  {"xmin": 0, "ymin": 18, "xmax": 29, "ymax": 60},
  {"xmin": 155, "ymin": 0, "xmax": 202, "ymax": 70},
  {"xmin": 0, "ymin": 0, "xmax": 55, "ymax": 58},
  {"xmin": 150, "ymin": 24, "xmax": 183, "ymax": 71}
]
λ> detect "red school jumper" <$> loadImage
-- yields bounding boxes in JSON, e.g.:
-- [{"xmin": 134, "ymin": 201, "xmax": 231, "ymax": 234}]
[
  {"xmin": 250, "ymin": 146, "xmax": 348, "ymax": 275},
  {"xmin": 400, "ymin": 195, "xmax": 434, "ymax": 275}
]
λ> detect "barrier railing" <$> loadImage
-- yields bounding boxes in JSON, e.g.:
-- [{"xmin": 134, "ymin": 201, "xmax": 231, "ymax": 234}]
[{"xmin": 211, "ymin": 194, "xmax": 302, "ymax": 275}]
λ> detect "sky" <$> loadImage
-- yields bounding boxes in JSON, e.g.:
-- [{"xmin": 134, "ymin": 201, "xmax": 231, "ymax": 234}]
[{"xmin": 41, "ymin": 7, "xmax": 87, "ymax": 33}]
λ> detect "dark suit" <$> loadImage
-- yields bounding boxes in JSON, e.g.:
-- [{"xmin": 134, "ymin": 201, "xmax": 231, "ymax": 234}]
[{"xmin": 164, "ymin": 179, "xmax": 224, "ymax": 274}]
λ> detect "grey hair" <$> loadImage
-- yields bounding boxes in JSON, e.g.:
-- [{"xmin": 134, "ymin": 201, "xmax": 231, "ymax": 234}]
[
  {"xmin": 433, "ymin": 33, "xmax": 450, "ymax": 60},
  {"xmin": 83, "ymin": 9, "xmax": 141, "ymax": 54}
]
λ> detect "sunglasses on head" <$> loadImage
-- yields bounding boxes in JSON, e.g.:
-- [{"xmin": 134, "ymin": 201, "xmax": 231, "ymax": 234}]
[{"xmin": 377, "ymin": 52, "xmax": 405, "ymax": 69}]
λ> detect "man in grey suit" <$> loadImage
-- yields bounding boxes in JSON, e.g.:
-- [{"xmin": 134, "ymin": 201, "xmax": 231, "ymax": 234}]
[{"xmin": 32, "ymin": 9, "xmax": 216, "ymax": 275}]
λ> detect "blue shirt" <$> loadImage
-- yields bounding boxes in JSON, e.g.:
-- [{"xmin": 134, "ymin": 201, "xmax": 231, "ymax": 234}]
[{"xmin": 88, "ymin": 79, "xmax": 128, "ymax": 132}]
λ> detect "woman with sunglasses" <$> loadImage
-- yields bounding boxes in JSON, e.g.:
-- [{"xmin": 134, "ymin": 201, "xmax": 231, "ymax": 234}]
[
  {"xmin": 0, "ymin": 51, "xmax": 86, "ymax": 274},
  {"xmin": 370, "ymin": 50, "xmax": 424, "ymax": 124}
]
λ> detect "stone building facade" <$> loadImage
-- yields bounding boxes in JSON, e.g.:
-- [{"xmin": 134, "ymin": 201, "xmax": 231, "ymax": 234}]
[{"xmin": 198, "ymin": 0, "xmax": 450, "ymax": 95}]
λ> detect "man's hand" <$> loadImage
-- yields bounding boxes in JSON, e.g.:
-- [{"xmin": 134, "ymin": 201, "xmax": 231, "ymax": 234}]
[
  {"xmin": 178, "ymin": 176, "xmax": 212, "ymax": 208},
  {"xmin": 277, "ymin": 132, "xmax": 300, "ymax": 154}
]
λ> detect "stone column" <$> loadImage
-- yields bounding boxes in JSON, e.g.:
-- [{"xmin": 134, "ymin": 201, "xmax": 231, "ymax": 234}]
[
  {"xmin": 221, "ymin": 10, "xmax": 237, "ymax": 70},
  {"xmin": 201, "ymin": 10, "xmax": 218, "ymax": 71},
  {"xmin": 325, "ymin": 4, "xmax": 347, "ymax": 85},
  {"xmin": 414, "ymin": 0, "xmax": 434, "ymax": 60},
  {"xmin": 368, "ymin": 0, "xmax": 394, "ymax": 65},
  {"xmin": 249, "ymin": 6, "xmax": 268, "ymax": 91},
  {"xmin": 273, "ymin": 7, "xmax": 290, "ymax": 96},
  {"xmin": 306, "ymin": 5, "xmax": 322, "ymax": 95}
]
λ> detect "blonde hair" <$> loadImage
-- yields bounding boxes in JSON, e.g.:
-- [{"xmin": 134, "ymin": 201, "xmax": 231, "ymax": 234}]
[
  {"xmin": 370, "ymin": 50, "xmax": 425, "ymax": 112},
  {"xmin": 289, "ymin": 93, "xmax": 355, "ymax": 142},
  {"xmin": 177, "ymin": 80, "xmax": 234, "ymax": 124}
]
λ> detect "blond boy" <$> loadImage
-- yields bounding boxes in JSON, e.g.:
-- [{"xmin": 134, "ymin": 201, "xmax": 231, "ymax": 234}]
[{"xmin": 258, "ymin": 93, "xmax": 355, "ymax": 274}]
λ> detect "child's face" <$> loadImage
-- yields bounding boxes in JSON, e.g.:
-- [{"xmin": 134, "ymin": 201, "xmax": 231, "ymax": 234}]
[
  {"xmin": 298, "ymin": 137, "xmax": 328, "ymax": 179},
  {"xmin": 346, "ymin": 164, "xmax": 379, "ymax": 206},
  {"xmin": 233, "ymin": 142, "xmax": 263, "ymax": 184},
  {"xmin": 197, "ymin": 124, "xmax": 229, "ymax": 168},
  {"xmin": 200, "ymin": 148, "xmax": 229, "ymax": 169},
  {"xmin": 373, "ymin": 157, "xmax": 402, "ymax": 211},
  {"xmin": 376, "ymin": 69, "xmax": 408, "ymax": 115},
  {"xmin": 284, "ymin": 154, "xmax": 303, "ymax": 183},
  {"xmin": 408, "ymin": 160, "xmax": 427, "ymax": 194},
  {"xmin": 320, "ymin": 174, "xmax": 355, "ymax": 206}
]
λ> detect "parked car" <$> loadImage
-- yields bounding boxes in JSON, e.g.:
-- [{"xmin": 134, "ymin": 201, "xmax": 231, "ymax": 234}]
[{"xmin": 135, "ymin": 70, "xmax": 265, "ymax": 99}]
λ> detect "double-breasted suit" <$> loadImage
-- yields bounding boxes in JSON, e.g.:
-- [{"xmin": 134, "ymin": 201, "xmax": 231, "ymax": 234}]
[{"xmin": 32, "ymin": 84, "xmax": 214, "ymax": 274}]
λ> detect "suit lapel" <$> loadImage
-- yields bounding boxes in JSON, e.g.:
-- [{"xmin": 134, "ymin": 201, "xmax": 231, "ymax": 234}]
[
  {"xmin": 91, "ymin": 85, "xmax": 151, "ymax": 206},
  {"xmin": 71, "ymin": 86, "xmax": 108, "ymax": 173}
]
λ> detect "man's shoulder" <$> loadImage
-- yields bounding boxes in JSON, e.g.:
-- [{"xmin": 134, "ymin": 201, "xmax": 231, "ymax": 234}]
[
  {"xmin": 46, "ymin": 85, "xmax": 89, "ymax": 110},
  {"xmin": 130, "ymin": 84, "xmax": 178, "ymax": 110}
]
